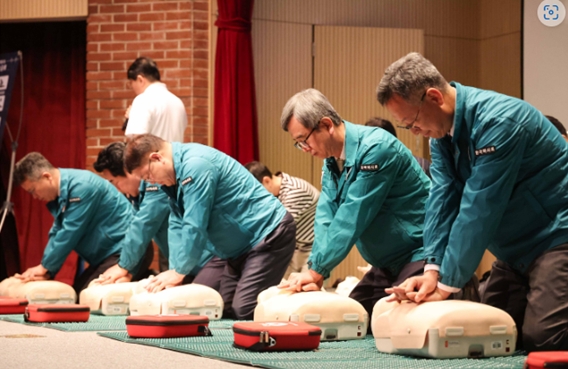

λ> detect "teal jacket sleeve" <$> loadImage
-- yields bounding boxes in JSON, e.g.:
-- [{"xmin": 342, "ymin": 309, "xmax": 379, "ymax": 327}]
[
  {"xmin": 309, "ymin": 145, "xmax": 399, "ymax": 279},
  {"xmin": 41, "ymin": 185, "xmax": 100, "ymax": 276},
  {"xmin": 423, "ymin": 138, "xmax": 462, "ymax": 266},
  {"xmin": 170, "ymin": 157, "xmax": 218, "ymax": 275},
  {"xmin": 167, "ymin": 206, "xmax": 183, "ymax": 271},
  {"xmin": 118, "ymin": 187, "xmax": 170, "ymax": 272},
  {"xmin": 438, "ymin": 119, "xmax": 527, "ymax": 288}
]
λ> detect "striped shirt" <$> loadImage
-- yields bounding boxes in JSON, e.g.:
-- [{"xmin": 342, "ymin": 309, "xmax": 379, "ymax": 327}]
[{"xmin": 277, "ymin": 172, "xmax": 320, "ymax": 251}]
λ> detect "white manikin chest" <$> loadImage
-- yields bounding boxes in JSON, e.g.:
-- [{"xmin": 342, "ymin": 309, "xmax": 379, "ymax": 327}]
[
  {"xmin": 129, "ymin": 283, "xmax": 223, "ymax": 320},
  {"xmin": 0, "ymin": 277, "xmax": 76, "ymax": 304},
  {"xmin": 79, "ymin": 282, "xmax": 138, "ymax": 315},
  {"xmin": 372, "ymin": 298, "xmax": 517, "ymax": 359},
  {"xmin": 254, "ymin": 289, "xmax": 368, "ymax": 341}
]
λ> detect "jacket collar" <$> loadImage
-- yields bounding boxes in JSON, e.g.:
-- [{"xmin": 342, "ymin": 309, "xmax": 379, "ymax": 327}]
[
  {"xmin": 450, "ymin": 81, "xmax": 466, "ymax": 144},
  {"xmin": 47, "ymin": 168, "xmax": 67, "ymax": 215},
  {"xmin": 343, "ymin": 121, "xmax": 359, "ymax": 168},
  {"xmin": 172, "ymin": 142, "xmax": 184, "ymax": 183}
]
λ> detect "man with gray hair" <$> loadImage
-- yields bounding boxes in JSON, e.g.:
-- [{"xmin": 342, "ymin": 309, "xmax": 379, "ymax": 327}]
[
  {"xmin": 279, "ymin": 88, "xmax": 431, "ymax": 320},
  {"xmin": 379, "ymin": 52, "xmax": 568, "ymax": 351},
  {"xmin": 12, "ymin": 152, "xmax": 145, "ymax": 293}
]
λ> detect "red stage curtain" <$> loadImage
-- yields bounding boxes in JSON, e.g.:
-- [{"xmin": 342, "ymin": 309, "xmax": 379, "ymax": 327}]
[
  {"xmin": 213, "ymin": 0, "xmax": 259, "ymax": 164},
  {"xmin": 0, "ymin": 22, "xmax": 86, "ymax": 285}
]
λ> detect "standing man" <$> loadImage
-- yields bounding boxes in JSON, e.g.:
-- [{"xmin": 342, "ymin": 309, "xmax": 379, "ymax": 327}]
[
  {"xmin": 93, "ymin": 142, "xmax": 224, "ymax": 290},
  {"xmin": 245, "ymin": 161, "xmax": 320, "ymax": 279},
  {"xmin": 123, "ymin": 134, "xmax": 296, "ymax": 320},
  {"xmin": 124, "ymin": 56, "xmax": 187, "ymax": 142},
  {"xmin": 279, "ymin": 88, "xmax": 431, "ymax": 319},
  {"xmin": 379, "ymin": 52, "xmax": 568, "ymax": 351},
  {"xmin": 13, "ymin": 152, "xmax": 141, "ymax": 293}
]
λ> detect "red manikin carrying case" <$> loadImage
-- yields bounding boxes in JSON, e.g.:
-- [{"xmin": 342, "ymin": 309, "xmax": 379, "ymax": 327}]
[
  {"xmin": 524, "ymin": 351, "xmax": 568, "ymax": 369},
  {"xmin": 126, "ymin": 315, "xmax": 212, "ymax": 338},
  {"xmin": 0, "ymin": 298, "xmax": 28, "ymax": 314},
  {"xmin": 233, "ymin": 321, "xmax": 322, "ymax": 351},
  {"xmin": 24, "ymin": 304, "xmax": 90, "ymax": 323}
]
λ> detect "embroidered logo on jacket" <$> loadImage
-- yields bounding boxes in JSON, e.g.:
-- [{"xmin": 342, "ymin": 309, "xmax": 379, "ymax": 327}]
[
  {"xmin": 360, "ymin": 164, "xmax": 379, "ymax": 171},
  {"xmin": 69, "ymin": 197, "xmax": 81, "ymax": 203},
  {"xmin": 474, "ymin": 146, "xmax": 496, "ymax": 156},
  {"xmin": 181, "ymin": 177, "xmax": 193, "ymax": 186},
  {"xmin": 146, "ymin": 186, "xmax": 159, "ymax": 192}
]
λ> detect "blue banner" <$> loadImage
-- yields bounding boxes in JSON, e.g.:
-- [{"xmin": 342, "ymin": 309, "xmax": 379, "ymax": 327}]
[{"xmin": 0, "ymin": 51, "xmax": 20, "ymax": 147}]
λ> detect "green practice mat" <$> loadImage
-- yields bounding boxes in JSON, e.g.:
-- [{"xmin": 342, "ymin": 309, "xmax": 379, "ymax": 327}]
[
  {"xmin": 0, "ymin": 314, "xmax": 126, "ymax": 331},
  {"xmin": 98, "ymin": 329, "xmax": 528, "ymax": 369},
  {"xmin": 0, "ymin": 313, "xmax": 242, "ymax": 332}
]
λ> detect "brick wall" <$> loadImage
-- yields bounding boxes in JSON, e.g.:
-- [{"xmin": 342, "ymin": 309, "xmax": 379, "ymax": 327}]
[{"xmin": 85, "ymin": 0, "xmax": 209, "ymax": 169}]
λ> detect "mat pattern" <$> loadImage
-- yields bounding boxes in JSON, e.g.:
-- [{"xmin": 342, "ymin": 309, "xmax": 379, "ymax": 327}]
[
  {"xmin": 98, "ymin": 330, "xmax": 527, "ymax": 369},
  {"xmin": 0, "ymin": 314, "xmax": 241, "ymax": 332},
  {"xmin": 0, "ymin": 314, "xmax": 127, "ymax": 331}
]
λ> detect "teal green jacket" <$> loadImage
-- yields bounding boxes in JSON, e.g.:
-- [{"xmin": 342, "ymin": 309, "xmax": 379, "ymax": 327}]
[
  {"xmin": 309, "ymin": 121, "xmax": 430, "ymax": 278},
  {"xmin": 425, "ymin": 82, "xmax": 568, "ymax": 288},
  {"xmin": 161, "ymin": 183, "xmax": 214, "ymax": 277},
  {"xmin": 117, "ymin": 181, "xmax": 170, "ymax": 272},
  {"xmin": 43, "ymin": 169, "xmax": 132, "ymax": 276},
  {"xmin": 165, "ymin": 143, "xmax": 287, "ymax": 275}
]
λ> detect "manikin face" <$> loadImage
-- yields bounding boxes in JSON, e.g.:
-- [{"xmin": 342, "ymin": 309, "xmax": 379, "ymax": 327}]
[
  {"xmin": 131, "ymin": 153, "xmax": 176, "ymax": 187},
  {"xmin": 20, "ymin": 173, "xmax": 58, "ymax": 202},
  {"xmin": 287, "ymin": 116, "xmax": 335, "ymax": 159},
  {"xmin": 100, "ymin": 169, "xmax": 141, "ymax": 197},
  {"xmin": 385, "ymin": 92, "xmax": 451, "ymax": 139}
]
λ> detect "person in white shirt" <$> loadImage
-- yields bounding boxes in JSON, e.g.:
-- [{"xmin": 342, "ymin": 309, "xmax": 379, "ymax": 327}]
[{"xmin": 124, "ymin": 56, "xmax": 187, "ymax": 142}]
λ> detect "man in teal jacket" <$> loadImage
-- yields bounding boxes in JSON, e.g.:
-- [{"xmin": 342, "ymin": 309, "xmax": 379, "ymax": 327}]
[
  {"xmin": 279, "ymin": 88, "xmax": 431, "ymax": 318},
  {"xmin": 123, "ymin": 135, "xmax": 296, "ymax": 320},
  {"xmin": 93, "ymin": 142, "xmax": 225, "ymax": 290},
  {"xmin": 379, "ymin": 52, "xmax": 568, "ymax": 351},
  {"xmin": 13, "ymin": 152, "xmax": 136, "ymax": 293}
]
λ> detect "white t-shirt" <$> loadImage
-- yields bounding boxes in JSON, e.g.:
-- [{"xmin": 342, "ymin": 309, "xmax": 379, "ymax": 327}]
[{"xmin": 125, "ymin": 82, "xmax": 187, "ymax": 142}]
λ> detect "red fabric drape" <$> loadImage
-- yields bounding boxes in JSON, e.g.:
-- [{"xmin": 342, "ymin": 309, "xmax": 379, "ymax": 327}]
[
  {"xmin": 213, "ymin": 0, "xmax": 259, "ymax": 164},
  {"xmin": 0, "ymin": 22, "xmax": 86, "ymax": 284}
]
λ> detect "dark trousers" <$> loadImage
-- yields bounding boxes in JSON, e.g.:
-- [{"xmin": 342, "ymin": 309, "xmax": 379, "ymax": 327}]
[
  {"xmin": 349, "ymin": 261, "xmax": 479, "ymax": 330},
  {"xmin": 348, "ymin": 261, "xmax": 425, "ymax": 322},
  {"xmin": 218, "ymin": 212, "xmax": 296, "ymax": 320},
  {"xmin": 481, "ymin": 243, "xmax": 568, "ymax": 352},
  {"xmin": 72, "ymin": 243, "xmax": 154, "ymax": 294},
  {"xmin": 183, "ymin": 256, "xmax": 227, "ymax": 292}
]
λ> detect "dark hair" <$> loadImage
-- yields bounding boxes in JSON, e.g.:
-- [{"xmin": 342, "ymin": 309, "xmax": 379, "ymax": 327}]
[
  {"xmin": 14, "ymin": 152, "xmax": 55, "ymax": 186},
  {"xmin": 127, "ymin": 57, "xmax": 160, "ymax": 82},
  {"xmin": 244, "ymin": 161, "xmax": 273, "ymax": 182},
  {"xmin": 546, "ymin": 115, "xmax": 567, "ymax": 136},
  {"xmin": 93, "ymin": 142, "xmax": 127, "ymax": 177},
  {"xmin": 365, "ymin": 117, "xmax": 398, "ymax": 138},
  {"xmin": 123, "ymin": 134, "xmax": 165, "ymax": 173}
]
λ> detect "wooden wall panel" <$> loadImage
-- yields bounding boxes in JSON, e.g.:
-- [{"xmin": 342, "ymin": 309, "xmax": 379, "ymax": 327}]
[
  {"xmin": 252, "ymin": 20, "xmax": 315, "ymax": 182},
  {"xmin": 253, "ymin": 0, "xmax": 479, "ymax": 39},
  {"xmin": 480, "ymin": 33, "xmax": 522, "ymax": 98},
  {"xmin": 0, "ymin": 0, "xmax": 87, "ymax": 21},
  {"xmin": 424, "ymin": 36, "xmax": 480, "ymax": 89},
  {"xmin": 480, "ymin": 0, "xmax": 522, "ymax": 39}
]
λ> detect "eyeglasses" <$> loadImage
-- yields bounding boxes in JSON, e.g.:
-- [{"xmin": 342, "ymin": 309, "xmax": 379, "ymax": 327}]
[
  {"xmin": 396, "ymin": 92, "xmax": 426, "ymax": 130},
  {"xmin": 294, "ymin": 123, "xmax": 319, "ymax": 150}
]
